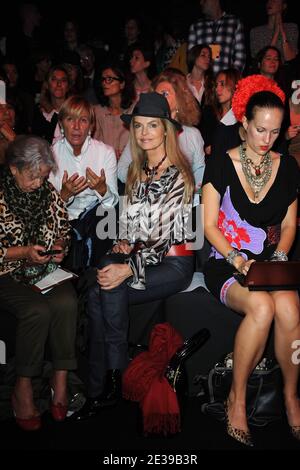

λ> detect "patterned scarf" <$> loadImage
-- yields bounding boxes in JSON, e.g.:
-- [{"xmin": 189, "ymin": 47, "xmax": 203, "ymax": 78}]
[
  {"xmin": 1, "ymin": 167, "xmax": 57, "ymax": 284},
  {"xmin": 1, "ymin": 166, "xmax": 52, "ymax": 246}
]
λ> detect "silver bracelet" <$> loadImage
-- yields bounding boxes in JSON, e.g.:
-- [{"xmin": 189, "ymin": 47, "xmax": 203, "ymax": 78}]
[
  {"xmin": 226, "ymin": 248, "xmax": 243, "ymax": 265},
  {"xmin": 270, "ymin": 250, "xmax": 288, "ymax": 262}
]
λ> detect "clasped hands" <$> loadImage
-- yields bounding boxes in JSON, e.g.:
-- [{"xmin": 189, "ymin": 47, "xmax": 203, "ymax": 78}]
[
  {"xmin": 97, "ymin": 240, "xmax": 133, "ymax": 290},
  {"xmin": 97, "ymin": 263, "xmax": 133, "ymax": 290},
  {"xmin": 61, "ymin": 167, "xmax": 107, "ymax": 201},
  {"xmin": 274, "ymin": 12, "xmax": 285, "ymax": 35}
]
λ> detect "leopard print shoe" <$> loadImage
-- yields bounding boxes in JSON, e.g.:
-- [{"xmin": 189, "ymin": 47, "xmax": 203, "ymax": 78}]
[
  {"xmin": 224, "ymin": 400, "xmax": 254, "ymax": 447},
  {"xmin": 290, "ymin": 426, "xmax": 300, "ymax": 441}
]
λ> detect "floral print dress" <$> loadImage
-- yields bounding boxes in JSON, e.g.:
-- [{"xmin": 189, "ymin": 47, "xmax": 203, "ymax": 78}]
[{"xmin": 202, "ymin": 151, "xmax": 299, "ymax": 305}]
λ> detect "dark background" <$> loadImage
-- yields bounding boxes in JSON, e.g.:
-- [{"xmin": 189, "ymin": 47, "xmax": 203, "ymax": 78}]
[{"xmin": 1, "ymin": 0, "xmax": 299, "ymax": 46}]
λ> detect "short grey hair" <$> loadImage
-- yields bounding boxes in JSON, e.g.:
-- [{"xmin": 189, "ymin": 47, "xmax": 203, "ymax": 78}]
[{"xmin": 5, "ymin": 135, "xmax": 57, "ymax": 174}]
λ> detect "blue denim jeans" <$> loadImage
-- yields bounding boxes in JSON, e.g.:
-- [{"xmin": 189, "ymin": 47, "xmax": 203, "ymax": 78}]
[{"xmin": 87, "ymin": 254, "xmax": 194, "ymax": 396}]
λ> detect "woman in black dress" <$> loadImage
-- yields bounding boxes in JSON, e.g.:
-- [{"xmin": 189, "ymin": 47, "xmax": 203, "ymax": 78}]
[{"xmin": 202, "ymin": 75, "xmax": 300, "ymax": 446}]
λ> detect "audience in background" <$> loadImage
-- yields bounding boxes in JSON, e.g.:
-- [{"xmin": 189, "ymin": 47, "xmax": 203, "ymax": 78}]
[
  {"xmin": 94, "ymin": 63, "xmax": 135, "ymax": 159},
  {"xmin": 129, "ymin": 42, "xmax": 156, "ymax": 101},
  {"xmin": 1, "ymin": 59, "xmax": 34, "ymax": 133},
  {"xmin": 188, "ymin": 0, "xmax": 246, "ymax": 74},
  {"xmin": 250, "ymin": 0, "xmax": 298, "ymax": 63},
  {"xmin": 32, "ymin": 65, "xmax": 70, "ymax": 143},
  {"xmin": 200, "ymin": 68, "xmax": 241, "ymax": 156},
  {"xmin": 77, "ymin": 44, "xmax": 98, "ymax": 104},
  {"xmin": 0, "ymin": 100, "xmax": 16, "ymax": 164},
  {"xmin": 186, "ymin": 44, "xmax": 214, "ymax": 106}
]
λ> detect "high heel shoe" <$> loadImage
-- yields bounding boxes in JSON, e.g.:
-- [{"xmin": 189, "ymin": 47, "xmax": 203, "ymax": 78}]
[
  {"xmin": 224, "ymin": 400, "xmax": 254, "ymax": 447},
  {"xmin": 50, "ymin": 402, "xmax": 68, "ymax": 422},
  {"xmin": 11, "ymin": 396, "xmax": 41, "ymax": 431},
  {"xmin": 50, "ymin": 386, "xmax": 68, "ymax": 421},
  {"xmin": 165, "ymin": 328, "xmax": 210, "ymax": 392}
]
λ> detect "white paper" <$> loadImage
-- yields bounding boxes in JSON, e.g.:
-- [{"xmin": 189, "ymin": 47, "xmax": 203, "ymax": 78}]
[{"xmin": 34, "ymin": 267, "xmax": 74, "ymax": 291}]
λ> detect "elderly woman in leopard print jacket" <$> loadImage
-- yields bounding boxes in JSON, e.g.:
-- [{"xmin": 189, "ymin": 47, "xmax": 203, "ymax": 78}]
[{"xmin": 0, "ymin": 135, "xmax": 78, "ymax": 431}]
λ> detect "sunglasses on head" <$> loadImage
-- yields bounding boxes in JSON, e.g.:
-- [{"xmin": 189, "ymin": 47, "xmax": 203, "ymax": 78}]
[{"xmin": 101, "ymin": 76, "xmax": 122, "ymax": 84}]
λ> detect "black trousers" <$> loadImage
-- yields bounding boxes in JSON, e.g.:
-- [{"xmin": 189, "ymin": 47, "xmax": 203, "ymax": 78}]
[
  {"xmin": 87, "ymin": 254, "xmax": 194, "ymax": 397},
  {"xmin": 0, "ymin": 275, "xmax": 78, "ymax": 377}
]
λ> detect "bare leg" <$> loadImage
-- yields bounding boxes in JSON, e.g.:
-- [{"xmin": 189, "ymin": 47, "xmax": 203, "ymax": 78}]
[
  {"xmin": 226, "ymin": 283, "xmax": 275, "ymax": 432},
  {"xmin": 51, "ymin": 370, "xmax": 68, "ymax": 406},
  {"xmin": 272, "ymin": 291, "xmax": 300, "ymax": 426},
  {"xmin": 12, "ymin": 377, "xmax": 39, "ymax": 419}
]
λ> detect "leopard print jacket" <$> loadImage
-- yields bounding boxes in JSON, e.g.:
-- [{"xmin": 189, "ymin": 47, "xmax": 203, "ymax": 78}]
[{"xmin": 0, "ymin": 184, "xmax": 71, "ymax": 276}]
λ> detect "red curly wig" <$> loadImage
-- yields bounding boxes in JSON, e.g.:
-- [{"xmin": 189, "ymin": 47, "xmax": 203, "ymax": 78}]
[{"xmin": 232, "ymin": 75, "xmax": 285, "ymax": 122}]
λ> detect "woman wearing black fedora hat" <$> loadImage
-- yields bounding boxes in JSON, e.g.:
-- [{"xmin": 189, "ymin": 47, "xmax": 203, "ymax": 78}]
[{"xmin": 72, "ymin": 92, "xmax": 195, "ymax": 421}]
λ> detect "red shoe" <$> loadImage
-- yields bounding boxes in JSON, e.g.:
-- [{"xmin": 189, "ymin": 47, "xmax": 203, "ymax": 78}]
[
  {"xmin": 51, "ymin": 402, "xmax": 68, "ymax": 422},
  {"xmin": 12, "ymin": 396, "xmax": 41, "ymax": 431},
  {"xmin": 14, "ymin": 414, "xmax": 41, "ymax": 431}
]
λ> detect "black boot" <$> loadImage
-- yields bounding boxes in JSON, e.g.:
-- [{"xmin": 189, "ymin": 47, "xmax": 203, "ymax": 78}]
[
  {"xmin": 69, "ymin": 369, "xmax": 122, "ymax": 422},
  {"xmin": 97, "ymin": 369, "xmax": 122, "ymax": 407}
]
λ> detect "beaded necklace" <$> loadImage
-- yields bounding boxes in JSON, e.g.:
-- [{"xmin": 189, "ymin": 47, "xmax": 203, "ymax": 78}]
[
  {"xmin": 143, "ymin": 154, "xmax": 167, "ymax": 179},
  {"xmin": 239, "ymin": 144, "xmax": 273, "ymax": 201},
  {"xmin": 142, "ymin": 154, "xmax": 167, "ymax": 195}
]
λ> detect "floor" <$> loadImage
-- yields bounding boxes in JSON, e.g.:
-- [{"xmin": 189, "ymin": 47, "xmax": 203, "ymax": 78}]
[{"xmin": 1, "ymin": 393, "xmax": 300, "ymax": 457}]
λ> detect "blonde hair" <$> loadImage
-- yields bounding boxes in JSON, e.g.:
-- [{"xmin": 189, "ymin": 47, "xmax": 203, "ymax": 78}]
[
  {"xmin": 125, "ymin": 118, "xmax": 194, "ymax": 203},
  {"xmin": 58, "ymin": 95, "xmax": 95, "ymax": 131}
]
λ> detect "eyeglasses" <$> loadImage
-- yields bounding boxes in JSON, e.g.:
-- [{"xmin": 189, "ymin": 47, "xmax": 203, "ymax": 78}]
[{"xmin": 101, "ymin": 76, "xmax": 122, "ymax": 84}]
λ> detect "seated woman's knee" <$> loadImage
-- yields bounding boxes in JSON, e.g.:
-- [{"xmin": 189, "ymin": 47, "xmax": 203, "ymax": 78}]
[
  {"xmin": 246, "ymin": 294, "xmax": 275, "ymax": 326},
  {"xmin": 58, "ymin": 287, "xmax": 78, "ymax": 315},
  {"xmin": 23, "ymin": 302, "xmax": 52, "ymax": 327},
  {"xmin": 273, "ymin": 292, "xmax": 300, "ymax": 327}
]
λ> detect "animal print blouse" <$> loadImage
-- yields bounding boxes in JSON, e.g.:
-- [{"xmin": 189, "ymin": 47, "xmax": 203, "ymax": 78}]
[
  {"xmin": 117, "ymin": 165, "xmax": 193, "ymax": 289},
  {"xmin": 0, "ymin": 184, "xmax": 71, "ymax": 276}
]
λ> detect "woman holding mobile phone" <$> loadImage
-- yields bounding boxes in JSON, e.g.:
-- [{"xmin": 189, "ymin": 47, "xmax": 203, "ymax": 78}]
[{"xmin": 0, "ymin": 135, "xmax": 78, "ymax": 431}]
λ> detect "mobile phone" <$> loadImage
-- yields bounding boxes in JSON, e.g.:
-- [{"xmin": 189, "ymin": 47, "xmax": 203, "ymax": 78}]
[{"xmin": 38, "ymin": 249, "xmax": 63, "ymax": 256}]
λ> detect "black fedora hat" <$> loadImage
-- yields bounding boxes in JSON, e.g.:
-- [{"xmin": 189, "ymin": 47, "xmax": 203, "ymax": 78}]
[{"xmin": 121, "ymin": 92, "xmax": 182, "ymax": 131}]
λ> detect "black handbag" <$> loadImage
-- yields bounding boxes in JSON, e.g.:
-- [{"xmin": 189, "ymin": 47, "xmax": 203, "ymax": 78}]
[
  {"xmin": 201, "ymin": 353, "xmax": 284, "ymax": 427},
  {"xmin": 165, "ymin": 328, "xmax": 211, "ymax": 393}
]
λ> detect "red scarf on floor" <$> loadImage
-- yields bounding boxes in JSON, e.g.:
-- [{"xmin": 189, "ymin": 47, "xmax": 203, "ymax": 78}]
[{"xmin": 122, "ymin": 322, "xmax": 183, "ymax": 435}]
